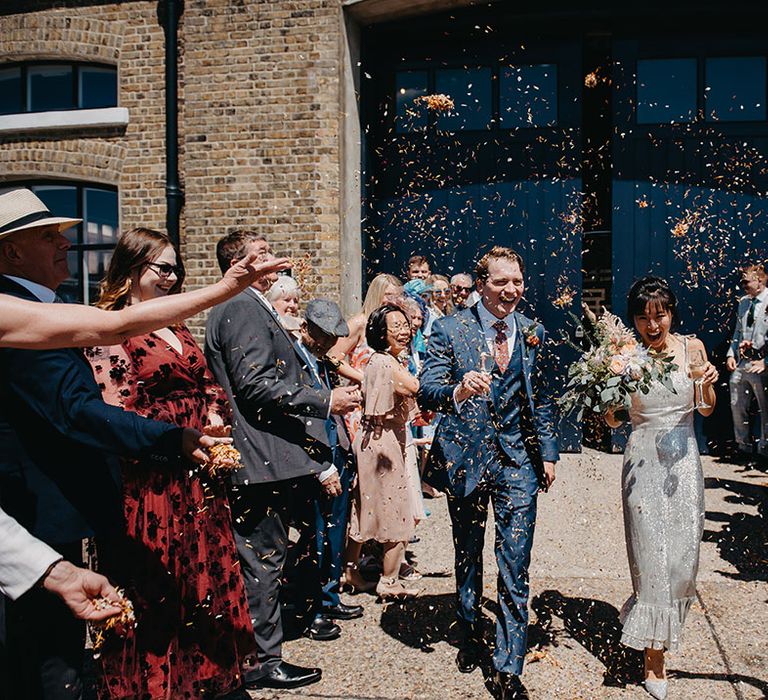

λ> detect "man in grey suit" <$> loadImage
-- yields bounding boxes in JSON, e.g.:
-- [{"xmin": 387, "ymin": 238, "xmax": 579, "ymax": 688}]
[
  {"xmin": 205, "ymin": 231, "xmax": 360, "ymax": 691},
  {"xmin": 727, "ymin": 263, "xmax": 768, "ymax": 461}
]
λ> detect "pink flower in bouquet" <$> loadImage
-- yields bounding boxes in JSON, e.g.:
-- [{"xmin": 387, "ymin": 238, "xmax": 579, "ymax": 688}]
[
  {"xmin": 609, "ymin": 355, "xmax": 628, "ymax": 376},
  {"xmin": 621, "ymin": 340, "xmax": 638, "ymax": 354}
]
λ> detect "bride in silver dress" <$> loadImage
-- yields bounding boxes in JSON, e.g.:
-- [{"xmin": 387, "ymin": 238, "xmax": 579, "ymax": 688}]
[{"xmin": 606, "ymin": 277, "xmax": 718, "ymax": 700}]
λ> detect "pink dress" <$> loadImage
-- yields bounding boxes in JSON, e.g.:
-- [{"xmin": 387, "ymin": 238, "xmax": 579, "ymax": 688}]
[
  {"xmin": 344, "ymin": 339, "xmax": 374, "ymax": 441},
  {"xmin": 348, "ymin": 353, "xmax": 417, "ymax": 544}
]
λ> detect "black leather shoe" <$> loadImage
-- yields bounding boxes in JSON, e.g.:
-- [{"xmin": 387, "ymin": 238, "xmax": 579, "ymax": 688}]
[
  {"xmin": 245, "ymin": 661, "xmax": 321, "ymax": 690},
  {"xmin": 305, "ymin": 616, "xmax": 341, "ymax": 641},
  {"xmin": 456, "ymin": 646, "xmax": 480, "ymax": 674},
  {"xmin": 322, "ymin": 602, "xmax": 364, "ymax": 620},
  {"xmin": 496, "ymin": 672, "xmax": 529, "ymax": 700}
]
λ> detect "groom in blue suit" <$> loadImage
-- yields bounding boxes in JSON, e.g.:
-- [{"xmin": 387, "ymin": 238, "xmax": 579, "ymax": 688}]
[{"xmin": 418, "ymin": 246, "xmax": 558, "ymax": 699}]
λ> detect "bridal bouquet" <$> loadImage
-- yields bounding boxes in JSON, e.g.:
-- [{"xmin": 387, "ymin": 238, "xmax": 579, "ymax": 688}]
[{"xmin": 559, "ymin": 308, "xmax": 677, "ymax": 420}]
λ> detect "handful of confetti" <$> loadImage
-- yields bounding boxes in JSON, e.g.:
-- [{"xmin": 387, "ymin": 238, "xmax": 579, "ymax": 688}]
[
  {"xmin": 417, "ymin": 93, "xmax": 455, "ymax": 112},
  {"xmin": 206, "ymin": 443, "xmax": 243, "ymax": 477},
  {"xmin": 90, "ymin": 588, "xmax": 135, "ymax": 652}
]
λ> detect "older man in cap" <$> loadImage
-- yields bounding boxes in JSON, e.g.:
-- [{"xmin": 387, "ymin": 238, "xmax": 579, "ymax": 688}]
[
  {"xmin": 0, "ymin": 188, "xmax": 226, "ymax": 700},
  {"xmin": 205, "ymin": 232, "xmax": 361, "ymax": 691},
  {"xmin": 294, "ymin": 300, "xmax": 362, "ymax": 627}
]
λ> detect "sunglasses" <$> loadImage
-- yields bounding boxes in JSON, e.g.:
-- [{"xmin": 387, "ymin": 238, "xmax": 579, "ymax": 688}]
[
  {"xmin": 452, "ymin": 285, "xmax": 474, "ymax": 292},
  {"xmin": 146, "ymin": 262, "xmax": 181, "ymax": 279}
]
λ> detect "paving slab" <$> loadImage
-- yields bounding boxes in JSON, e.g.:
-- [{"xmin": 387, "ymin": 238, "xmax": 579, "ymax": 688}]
[{"xmin": 249, "ymin": 450, "xmax": 767, "ymax": 700}]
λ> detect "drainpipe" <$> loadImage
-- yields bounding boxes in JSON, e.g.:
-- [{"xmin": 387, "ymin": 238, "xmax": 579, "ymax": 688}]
[{"xmin": 161, "ymin": 0, "xmax": 184, "ymax": 245}]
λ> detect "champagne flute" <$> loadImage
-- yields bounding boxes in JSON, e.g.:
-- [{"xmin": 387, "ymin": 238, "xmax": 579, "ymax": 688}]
[
  {"xmin": 688, "ymin": 348, "xmax": 711, "ymax": 410},
  {"xmin": 478, "ymin": 351, "xmax": 494, "ymax": 402}
]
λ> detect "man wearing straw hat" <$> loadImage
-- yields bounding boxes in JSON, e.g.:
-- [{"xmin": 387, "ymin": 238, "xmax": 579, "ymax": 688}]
[{"xmin": 0, "ymin": 188, "xmax": 229, "ymax": 700}]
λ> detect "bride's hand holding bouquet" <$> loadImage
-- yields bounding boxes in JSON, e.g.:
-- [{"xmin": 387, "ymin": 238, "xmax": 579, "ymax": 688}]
[{"xmin": 559, "ymin": 307, "xmax": 677, "ymax": 424}]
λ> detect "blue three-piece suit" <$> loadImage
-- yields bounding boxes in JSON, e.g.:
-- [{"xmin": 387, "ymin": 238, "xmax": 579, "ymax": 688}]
[{"xmin": 418, "ymin": 304, "xmax": 559, "ymax": 675}]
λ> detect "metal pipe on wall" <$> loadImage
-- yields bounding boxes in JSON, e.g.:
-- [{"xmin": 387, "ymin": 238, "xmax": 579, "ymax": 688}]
[{"xmin": 161, "ymin": 0, "xmax": 184, "ymax": 245}]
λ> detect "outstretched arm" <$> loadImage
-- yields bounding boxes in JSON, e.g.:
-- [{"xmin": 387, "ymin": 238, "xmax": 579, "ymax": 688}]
[{"xmin": 0, "ymin": 254, "xmax": 290, "ymax": 350}]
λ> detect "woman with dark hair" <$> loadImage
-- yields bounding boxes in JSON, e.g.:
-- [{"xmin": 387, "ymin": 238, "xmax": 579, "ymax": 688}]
[
  {"xmin": 605, "ymin": 276, "xmax": 718, "ymax": 700},
  {"xmin": 85, "ymin": 228, "xmax": 255, "ymax": 699},
  {"xmin": 344, "ymin": 304, "xmax": 421, "ymax": 598}
]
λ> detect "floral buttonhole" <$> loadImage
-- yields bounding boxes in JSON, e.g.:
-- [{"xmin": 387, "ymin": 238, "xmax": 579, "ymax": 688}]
[{"xmin": 523, "ymin": 324, "xmax": 541, "ymax": 348}]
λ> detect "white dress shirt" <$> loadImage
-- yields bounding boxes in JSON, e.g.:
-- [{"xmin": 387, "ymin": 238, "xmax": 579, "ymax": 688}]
[
  {"xmin": 476, "ymin": 300, "xmax": 517, "ymax": 359},
  {"xmin": 727, "ymin": 287, "xmax": 768, "ymax": 360},
  {"xmin": 2, "ymin": 275, "xmax": 57, "ymax": 303},
  {"xmin": 453, "ymin": 302, "xmax": 517, "ymax": 411}
]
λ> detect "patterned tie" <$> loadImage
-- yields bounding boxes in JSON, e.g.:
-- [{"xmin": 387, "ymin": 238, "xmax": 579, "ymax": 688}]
[
  {"xmin": 747, "ymin": 297, "xmax": 757, "ymax": 327},
  {"xmin": 492, "ymin": 320, "xmax": 510, "ymax": 374}
]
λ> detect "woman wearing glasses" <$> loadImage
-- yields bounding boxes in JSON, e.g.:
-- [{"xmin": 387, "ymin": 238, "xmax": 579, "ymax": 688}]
[{"xmin": 85, "ymin": 228, "xmax": 255, "ymax": 699}]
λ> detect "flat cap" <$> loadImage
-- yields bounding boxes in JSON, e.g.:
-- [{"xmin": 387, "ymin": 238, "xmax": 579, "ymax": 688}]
[{"xmin": 305, "ymin": 298, "xmax": 349, "ymax": 337}]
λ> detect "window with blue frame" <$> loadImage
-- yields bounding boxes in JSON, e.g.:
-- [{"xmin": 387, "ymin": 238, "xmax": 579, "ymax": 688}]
[
  {"xmin": 499, "ymin": 64, "xmax": 558, "ymax": 128},
  {"xmin": 395, "ymin": 70, "xmax": 429, "ymax": 133},
  {"xmin": 435, "ymin": 67, "xmax": 492, "ymax": 131},
  {"xmin": 705, "ymin": 57, "xmax": 767, "ymax": 122},
  {"xmin": 0, "ymin": 62, "xmax": 117, "ymax": 115},
  {"xmin": 636, "ymin": 58, "xmax": 697, "ymax": 124},
  {"xmin": 18, "ymin": 183, "xmax": 120, "ymax": 304}
]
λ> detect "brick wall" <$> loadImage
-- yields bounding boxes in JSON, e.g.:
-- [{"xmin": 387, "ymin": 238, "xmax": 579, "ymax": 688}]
[{"xmin": 0, "ymin": 0, "xmax": 345, "ymax": 336}]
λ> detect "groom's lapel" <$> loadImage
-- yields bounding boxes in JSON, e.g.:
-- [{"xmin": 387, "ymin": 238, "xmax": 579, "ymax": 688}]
[
  {"xmin": 462, "ymin": 305, "xmax": 486, "ymax": 369},
  {"xmin": 515, "ymin": 312, "xmax": 537, "ymax": 412}
]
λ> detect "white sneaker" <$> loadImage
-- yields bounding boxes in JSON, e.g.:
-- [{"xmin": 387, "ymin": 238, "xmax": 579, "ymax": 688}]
[{"xmin": 644, "ymin": 679, "xmax": 668, "ymax": 700}]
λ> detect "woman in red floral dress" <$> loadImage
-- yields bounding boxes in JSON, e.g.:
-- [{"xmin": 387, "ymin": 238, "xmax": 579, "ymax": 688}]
[{"xmin": 86, "ymin": 227, "xmax": 254, "ymax": 699}]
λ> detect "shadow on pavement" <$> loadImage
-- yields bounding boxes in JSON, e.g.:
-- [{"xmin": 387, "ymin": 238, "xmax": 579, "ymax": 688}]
[
  {"xmin": 528, "ymin": 589, "xmax": 643, "ymax": 687},
  {"xmin": 670, "ymin": 670, "xmax": 768, "ymax": 699},
  {"xmin": 703, "ymin": 476, "xmax": 768, "ymax": 583}
]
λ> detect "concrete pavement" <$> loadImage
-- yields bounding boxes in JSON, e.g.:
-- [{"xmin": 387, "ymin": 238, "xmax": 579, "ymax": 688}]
[{"xmin": 251, "ymin": 450, "xmax": 767, "ymax": 700}]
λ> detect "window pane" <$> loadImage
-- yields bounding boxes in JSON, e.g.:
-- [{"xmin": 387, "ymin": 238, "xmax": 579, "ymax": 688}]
[
  {"xmin": 83, "ymin": 249, "xmax": 113, "ymax": 305},
  {"xmin": 435, "ymin": 68, "xmax": 492, "ymax": 131},
  {"xmin": 79, "ymin": 66, "xmax": 117, "ymax": 109},
  {"xmin": 706, "ymin": 57, "xmax": 766, "ymax": 122},
  {"xmin": 395, "ymin": 71, "xmax": 428, "ymax": 133},
  {"xmin": 84, "ymin": 188, "xmax": 119, "ymax": 245},
  {"xmin": 58, "ymin": 249, "xmax": 83, "ymax": 303},
  {"xmin": 0, "ymin": 67, "xmax": 22, "ymax": 115},
  {"xmin": 28, "ymin": 65, "xmax": 75, "ymax": 112},
  {"xmin": 500, "ymin": 64, "xmax": 558, "ymax": 128},
  {"xmin": 637, "ymin": 58, "xmax": 697, "ymax": 124},
  {"xmin": 32, "ymin": 185, "xmax": 80, "ymax": 244}
]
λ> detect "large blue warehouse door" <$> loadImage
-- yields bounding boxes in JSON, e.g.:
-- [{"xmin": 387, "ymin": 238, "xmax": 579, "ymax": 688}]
[
  {"xmin": 362, "ymin": 31, "xmax": 585, "ymax": 451},
  {"xmin": 612, "ymin": 37, "xmax": 768, "ymax": 450}
]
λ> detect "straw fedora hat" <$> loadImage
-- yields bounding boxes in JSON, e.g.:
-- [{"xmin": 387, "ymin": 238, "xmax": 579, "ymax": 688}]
[{"xmin": 0, "ymin": 188, "xmax": 82, "ymax": 241}]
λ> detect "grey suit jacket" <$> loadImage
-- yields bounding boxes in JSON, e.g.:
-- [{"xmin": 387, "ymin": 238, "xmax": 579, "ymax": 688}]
[{"xmin": 205, "ymin": 288, "xmax": 333, "ymax": 484}]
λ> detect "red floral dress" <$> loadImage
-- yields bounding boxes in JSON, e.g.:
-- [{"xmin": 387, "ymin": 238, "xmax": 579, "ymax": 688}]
[{"xmin": 86, "ymin": 326, "xmax": 254, "ymax": 699}]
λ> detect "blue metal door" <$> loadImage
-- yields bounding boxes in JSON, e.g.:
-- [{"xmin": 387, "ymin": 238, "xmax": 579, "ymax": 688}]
[
  {"xmin": 362, "ymin": 28, "xmax": 585, "ymax": 450},
  {"xmin": 612, "ymin": 37, "xmax": 768, "ymax": 450}
]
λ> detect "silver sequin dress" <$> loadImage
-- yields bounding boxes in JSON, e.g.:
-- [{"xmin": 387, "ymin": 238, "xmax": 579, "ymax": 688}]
[{"xmin": 619, "ymin": 337, "xmax": 704, "ymax": 651}]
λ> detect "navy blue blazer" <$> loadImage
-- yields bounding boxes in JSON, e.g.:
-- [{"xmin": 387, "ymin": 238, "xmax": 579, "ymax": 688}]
[
  {"xmin": 0, "ymin": 277, "xmax": 183, "ymax": 544},
  {"xmin": 418, "ymin": 305, "xmax": 559, "ymax": 497}
]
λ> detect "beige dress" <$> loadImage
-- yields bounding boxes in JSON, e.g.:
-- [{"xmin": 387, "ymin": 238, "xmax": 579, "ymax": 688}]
[{"xmin": 348, "ymin": 352, "xmax": 417, "ymax": 543}]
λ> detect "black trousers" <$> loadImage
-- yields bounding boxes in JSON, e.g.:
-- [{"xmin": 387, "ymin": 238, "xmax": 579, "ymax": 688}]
[
  {"xmin": 0, "ymin": 542, "xmax": 85, "ymax": 700},
  {"xmin": 229, "ymin": 476, "xmax": 321, "ymax": 681}
]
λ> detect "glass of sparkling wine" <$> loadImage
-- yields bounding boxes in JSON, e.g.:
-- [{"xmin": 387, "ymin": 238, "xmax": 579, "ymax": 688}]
[
  {"xmin": 479, "ymin": 351, "xmax": 494, "ymax": 401},
  {"xmin": 688, "ymin": 348, "xmax": 711, "ymax": 409}
]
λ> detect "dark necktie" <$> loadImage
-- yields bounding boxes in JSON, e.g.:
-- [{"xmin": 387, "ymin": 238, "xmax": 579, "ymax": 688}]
[
  {"xmin": 492, "ymin": 320, "xmax": 510, "ymax": 374},
  {"xmin": 747, "ymin": 298, "xmax": 757, "ymax": 327}
]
